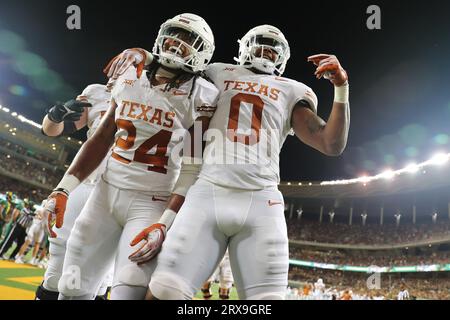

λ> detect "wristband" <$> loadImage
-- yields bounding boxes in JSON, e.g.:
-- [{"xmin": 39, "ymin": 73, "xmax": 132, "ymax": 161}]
[
  {"xmin": 334, "ymin": 82, "xmax": 349, "ymax": 104},
  {"xmin": 159, "ymin": 209, "xmax": 177, "ymax": 230},
  {"xmin": 54, "ymin": 174, "xmax": 81, "ymax": 195}
]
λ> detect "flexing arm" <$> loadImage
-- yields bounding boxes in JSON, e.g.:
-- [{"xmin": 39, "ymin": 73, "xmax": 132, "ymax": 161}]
[
  {"xmin": 292, "ymin": 54, "xmax": 350, "ymax": 156},
  {"xmin": 291, "ymin": 100, "xmax": 349, "ymax": 156}
]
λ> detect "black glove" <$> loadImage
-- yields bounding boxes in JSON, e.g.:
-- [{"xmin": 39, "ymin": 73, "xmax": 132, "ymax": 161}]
[{"xmin": 47, "ymin": 99, "xmax": 92, "ymax": 123}]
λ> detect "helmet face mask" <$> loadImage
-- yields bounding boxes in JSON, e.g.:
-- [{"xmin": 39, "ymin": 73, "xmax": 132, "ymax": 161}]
[
  {"xmin": 153, "ymin": 14, "xmax": 215, "ymax": 73},
  {"xmin": 235, "ymin": 25, "xmax": 290, "ymax": 76}
]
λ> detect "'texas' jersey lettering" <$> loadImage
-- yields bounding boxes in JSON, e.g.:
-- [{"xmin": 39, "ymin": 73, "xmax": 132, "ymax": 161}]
[
  {"xmin": 105, "ymin": 66, "xmax": 219, "ymax": 194},
  {"xmin": 223, "ymin": 80, "xmax": 281, "ymax": 101},
  {"xmin": 201, "ymin": 62, "xmax": 318, "ymax": 190},
  {"xmin": 118, "ymin": 100, "xmax": 175, "ymax": 129}
]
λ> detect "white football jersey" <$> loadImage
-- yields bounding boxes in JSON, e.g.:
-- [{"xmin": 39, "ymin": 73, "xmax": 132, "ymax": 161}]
[
  {"xmin": 200, "ymin": 63, "xmax": 318, "ymax": 190},
  {"xmin": 77, "ymin": 84, "xmax": 111, "ymax": 184},
  {"xmin": 105, "ymin": 66, "xmax": 219, "ymax": 194},
  {"xmin": 78, "ymin": 84, "xmax": 111, "ymax": 139}
]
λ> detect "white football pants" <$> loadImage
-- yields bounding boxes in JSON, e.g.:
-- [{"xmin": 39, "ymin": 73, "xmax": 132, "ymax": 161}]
[
  {"xmin": 150, "ymin": 178, "xmax": 289, "ymax": 300},
  {"xmin": 58, "ymin": 177, "xmax": 166, "ymax": 300}
]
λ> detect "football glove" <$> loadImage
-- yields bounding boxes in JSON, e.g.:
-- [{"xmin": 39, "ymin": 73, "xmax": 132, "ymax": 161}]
[
  {"xmin": 46, "ymin": 174, "xmax": 80, "ymax": 238},
  {"xmin": 129, "ymin": 209, "xmax": 176, "ymax": 265},
  {"xmin": 128, "ymin": 223, "xmax": 166, "ymax": 265},
  {"xmin": 307, "ymin": 54, "xmax": 348, "ymax": 87},
  {"xmin": 46, "ymin": 190, "xmax": 68, "ymax": 238},
  {"xmin": 104, "ymin": 48, "xmax": 152, "ymax": 80},
  {"xmin": 47, "ymin": 99, "xmax": 92, "ymax": 123}
]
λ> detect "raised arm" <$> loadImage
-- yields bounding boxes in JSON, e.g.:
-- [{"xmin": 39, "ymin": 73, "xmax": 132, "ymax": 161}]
[
  {"xmin": 291, "ymin": 54, "xmax": 350, "ymax": 156},
  {"xmin": 42, "ymin": 99, "xmax": 91, "ymax": 137}
]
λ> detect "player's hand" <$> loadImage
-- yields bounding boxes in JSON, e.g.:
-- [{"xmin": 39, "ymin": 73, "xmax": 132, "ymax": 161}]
[
  {"xmin": 307, "ymin": 54, "xmax": 348, "ymax": 86},
  {"xmin": 103, "ymin": 48, "xmax": 147, "ymax": 81},
  {"xmin": 129, "ymin": 223, "xmax": 166, "ymax": 265},
  {"xmin": 47, "ymin": 99, "xmax": 92, "ymax": 123},
  {"xmin": 45, "ymin": 191, "xmax": 68, "ymax": 238}
]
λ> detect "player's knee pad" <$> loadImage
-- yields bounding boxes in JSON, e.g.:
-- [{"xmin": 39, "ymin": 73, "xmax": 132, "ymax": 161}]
[
  {"xmin": 115, "ymin": 264, "xmax": 150, "ymax": 288},
  {"xmin": 110, "ymin": 284, "xmax": 148, "ymax": 300},
  {"xmin": 149, "ymin": 272, "xmax": 193, "ymax": 300},
  {"xmin": 43, "ymin": 273, "xmax": 62, "ymax": 292},
  {"xmin": 35, "ymin": 283, "xmax": 59, "ymax": 300},
  {"xmin": 246, "ymin": 292, "xmax": 285, "ymax": 300}
]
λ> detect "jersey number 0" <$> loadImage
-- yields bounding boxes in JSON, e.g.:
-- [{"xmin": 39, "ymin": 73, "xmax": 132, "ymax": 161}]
[{"xmin": 226, "ymin": 93, "xmax": 264, "ymax": 146}]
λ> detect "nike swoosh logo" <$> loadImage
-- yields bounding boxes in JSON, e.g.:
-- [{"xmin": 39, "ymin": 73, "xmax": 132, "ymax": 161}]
[
  {"xmin": 268, "ymin": 200, "xmax": 283, "ymax": 206},
  {"xmin": 173, "ymin": 90, "xmax": 188, "ymax": 96}
]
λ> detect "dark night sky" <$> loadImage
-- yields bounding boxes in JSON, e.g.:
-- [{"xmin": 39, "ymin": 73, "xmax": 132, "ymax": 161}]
[{"xmin": 0, "ymin": 0, "xmax": 449, "ymax": 181}]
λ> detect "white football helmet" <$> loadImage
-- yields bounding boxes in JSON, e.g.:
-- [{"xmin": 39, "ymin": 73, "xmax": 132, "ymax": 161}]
[
  {"xmin": 234, "ymin": 25, "xmax": 290, "ymax": 76},
  {"xmin": 152, "ymin": 13, "xmax": 215, "ymax": 73}
]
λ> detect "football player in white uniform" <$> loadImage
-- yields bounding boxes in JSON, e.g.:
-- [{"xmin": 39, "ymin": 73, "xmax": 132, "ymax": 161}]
[
  {"xmin": 35, "ymin": 84, "xmax": 112, "ymax": 300},
  {"xmin": 43, "ymin": 13, "xmax": 219, "ymax": 300},
  {"xmin": 313, "ymin": 278, "xmax": 326, "ymax": 299},
  {"xmin": 107, "ymin": 24, "xmax": 349, "ymax": 300},
  {"xmin": 15, "ymin": 201, "xmax": 47, "ymax": 265}
]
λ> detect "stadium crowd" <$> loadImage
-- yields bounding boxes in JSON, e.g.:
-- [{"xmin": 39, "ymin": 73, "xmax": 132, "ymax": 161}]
[
  {"xmin": 0, "ymin": 177, "xmax": 49, "ymax": 202},
  {"xmin": 289, "ymin": 267, "xmax": 450, "ymax": 300},
  {"xmin": 0, "ymin": 151, "xmax": 62, "ymax": 187},
  {"xmin": 0, "ymin": 140, "xmax": 60, "ymax": 166},
  {"xmin": 290, "ymin": 247, "xmax": 450, "ymax": 267},
  {"xmin": 288, "ymin": 220, "xmax": 450, "ymax": 245}
]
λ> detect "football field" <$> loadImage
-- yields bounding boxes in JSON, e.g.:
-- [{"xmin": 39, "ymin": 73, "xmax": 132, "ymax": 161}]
[
  {"xmin": 0, "ymin": 259, "xmax": 238, "ymax": 300},
  {"xmin": 0, "ymin": 260, "xmax": 44, "ymax": 300}
]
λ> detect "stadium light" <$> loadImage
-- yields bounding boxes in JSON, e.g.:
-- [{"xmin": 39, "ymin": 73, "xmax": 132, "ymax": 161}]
[
  {"xmin": 379, "ymin": 169, "xmax": 395, "ymax": 180},
  {"xmin": 428, "ymin": 153, "xmax": 449, "ymax": 166},
  {"xmin": 358, "ymin": 175, "xmax": 371, "ymax": 184},
  {"xmin": 404, "ymin": 163, "xmax": 419, "ymax": 173}
]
